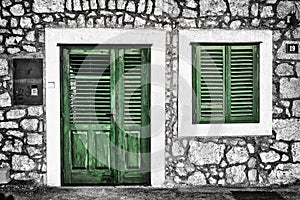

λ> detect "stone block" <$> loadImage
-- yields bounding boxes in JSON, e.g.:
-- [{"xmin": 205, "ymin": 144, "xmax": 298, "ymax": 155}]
[
  {"xmin": 172, "ymin": 141, "xmax": 185, "ymax": 157},
  {"xmin": 33, "ymin": 0, "xmax": 64, "ymax": 13},
  {"xmin": 247, "ymin": 144, "xmax": 255, "ymax": 154},
  {"xmin": 226, "ymin": 146, "xmax": 249, "ymax": 164},
  {"xmin": 247, "ymin": 157, "xmax": 256, "ymax": 168},
  {"xmin": 27, "ymin": 146, "xmax": 42, "ymax": 157},
  {"xmin": 2, "ymin": 0, "xmax": 12, "ymax": 7},
  {"xmin": 281, "ymin": 154, "xmax": 289, "ymax": 162},
  {"xmin": 2, "ymin": 140, "xmax": 22, "ymax": 153},
  {"xmin": 25, "ymin": 31, "xmax": 35, "ymax": 42},
  {"xmin": 117, "ymin": 0, "xmax": 126, "ymax": 9},
  {"xmin": 12, "ymin": 155, "xmax": 36, "ymax": 171},
  {"xmin": 126, "ymin": 1, "xmax": 135, "ymax": 12},
  {"xmin": 292, "ymin": 27, "xmax": 300, "ymax": 39},
  {"xmin": 154, "ymin": 0, "xmax": 164, "ymax": 16},
  {"xmin": 7, "ymin": 47, "xmax": 20, "ymax": 54},
  {"xmin": 274, "ymin": 119, "xmax": 300, "ymax": 141},
  {"xmin": 230, "ymin": 20, "xmax": 242, "ymax": 29},
  {"xmin": 5, "ymin": 36, "xmax": 22, "ymax": 46},
  {"xmin": 226, "ymin": 165, "xmax": 247, "ymax": 184},
  {"xmin": 292, "ymin": 142, "xmax": 300, "ymax": 162},
  {"xmin": 145, "ymin": 0, "xmax": 153, "ymax": 14},
  {"xmin": 0, "ymin": 111, "xmax": 4, "ymax": 121},
  {"xmin": 164, "ymin": 0, "xmax": 180, "ymax": 18},
  {"xmin": 271, "ymin": 141, "xmax": 289, "ymax": 152},
  {"xmin": 261, "ymin": 6, "xmax": 274, "ymax": 18},
  {"xmin": 10, "ymin": 4, "xmax": 24, "ymax": 16},
  {"xmin": 229, "ymin": 0, "xmax": 249, "ymax": 17},
  {"xmin": 277, "ymin": 1, "xmax": 300, "ymax": 19},
  {"xmin": 269, "ymin": 163, "xmax": 300, "ymax": 185},
  {"xmin": 259, "ymin": 151, "xmax": 280, "ymax": 163},
  {"xmin": 82, "ymin": 0, "xmax": 90, "ymax": 10},
  {"xmin": 0, "ymin": 19, "xmax": 8, "ymax": 27},
  {"xmin": 23, "ymin": 45, "xmax": 36, "ymax": 53},
  {"xmin": 186, "ymin": 0, "xmax": 197, "ymax": 8},
  {"xmin": 20, "ymin": 17, "xmax": 32, "ymax": 28},
  {"xmin": 292, "ymin": 100, "xmax": 300, "ymax": 117},
  {"xmin": 10, "ymin": 18, "xmax": 18, "ymax": 27},
  {"xmin": 251, "ymin": 3, "xmax": 258, "ymax": 17},
  {"xmin": 137, "ymin": 0, "xmax": 146, "ymax": 12},
  {"xmin": 280, "ymin": 78, "xmax": 300, "ymax": 99},
  {"xmin": 6, "ymin": 109, "xmax": 26, "ymax": 119},
  {"xmin": 27, "ymin": 133, "xmax": 43, "ymax": 145},
  {"xmin": 0, "ymin": 121, "xmax": 18, "ymax": 129},
  {"xmin": 20, "ymin": 119, "xmax": 39, "ymax": 131},
  {"xmin": 275, "ymin": 63, "xmax": 294, "ymax": 76},
  {"xmin": 188, "ymin": 141, "xmax": 225, "ymax": 165},
  {"xmin": 200, "ymin": 0, "xmax": 226, "ymax": 16},
  {"xmin": 187, "ymin": 172, "xmax": 206, "ymax": 185},
  {"xmin": 296, "ymin": 63, "xmax": 300, "ymax": 77},
  {"xmin": 90, "ymin": 0, "xmax": 97, "ymax": 9},
  {"xmin": 248, "ymin": 169, "xmax": 257, "ymax": 184},
  {"xmin": 0, "ymin": 59, "xmax": 8, "ymax": 76},
  {"xmin": 0, "ymin": 154, "xmax": 8, "ymax": 160},
  {"xmin": 6, "ymin": 130, "xmax": 24, "ymax": 138},
  {"xmin": 182, "ymin": 9, "xmax": 197, "ymax": 18},
  {"xmin": 0, "ymin": 168, "xmax": 10, "ymax": 184},
  {"xmin": 77, "ymin": 14, "xmax": 85, "ymax": 28}
]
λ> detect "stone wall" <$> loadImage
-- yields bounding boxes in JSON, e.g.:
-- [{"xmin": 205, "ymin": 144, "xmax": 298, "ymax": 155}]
[{"xmin": 0, "ymin": 0, "xmax": 300, "ymax": 186}]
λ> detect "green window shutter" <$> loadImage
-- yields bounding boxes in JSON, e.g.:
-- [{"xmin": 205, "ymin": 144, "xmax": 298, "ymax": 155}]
[
  {"xmin": 194, "ymin": 45, "xmax": 226, "ymax": 123},
  {"xmin": 193, "ymin": 44, "xmax": 259, "ymax": 124},
  {"xmin": 228, "ymin": 45, "xmax": 259, "ymax": 122},
  {"xmin": 68, "ymin": 49, "xmax": 112, "ymax": 124}
]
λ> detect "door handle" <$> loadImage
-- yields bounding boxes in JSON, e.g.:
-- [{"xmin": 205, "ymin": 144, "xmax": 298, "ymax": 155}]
[{"xmin": 106, "ymin": 109, "xmax": 117, "ymax": 123}]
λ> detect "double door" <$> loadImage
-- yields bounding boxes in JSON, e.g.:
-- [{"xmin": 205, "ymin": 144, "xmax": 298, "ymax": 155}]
[{"xmin": 61, "ymin": 46, "xmax": 150, "ymax": 185}]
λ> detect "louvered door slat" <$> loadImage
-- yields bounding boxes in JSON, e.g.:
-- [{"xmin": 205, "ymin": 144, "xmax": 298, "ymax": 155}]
[
  {"xmin": 198, "ymin": 46, "xmax": 226, "ymax": 122},
  {"xmin": 123, "ymin": 49, "xmax": 143, "ymax": 125},
  {"xmin": 69, "ymin": 52, "xmax": 111, "ymax": 124},
  {"xmin": 229, "ymin": 45, "xmax": 258, "ymax": 122}
]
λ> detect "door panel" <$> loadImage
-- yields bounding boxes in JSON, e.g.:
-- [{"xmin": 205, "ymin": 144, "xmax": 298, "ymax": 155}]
[
  {"xmin": 118, "ymin": 49, "xmax": 150, "ymax": 184},
  {"xmin": 62, "ymin": 46, "xmax": 150, "ymax": 185}
]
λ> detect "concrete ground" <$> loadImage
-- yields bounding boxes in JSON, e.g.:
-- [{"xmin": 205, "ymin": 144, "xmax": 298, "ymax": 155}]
[{"xmin": 0, "ymin": 185, "xmax": 300, "ymax": 200}]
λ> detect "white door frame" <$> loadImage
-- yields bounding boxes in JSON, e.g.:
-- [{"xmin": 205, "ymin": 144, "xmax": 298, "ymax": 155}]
[{"xmin": 45, "ymin": 28, "xmax": 166, "ymax": 187}]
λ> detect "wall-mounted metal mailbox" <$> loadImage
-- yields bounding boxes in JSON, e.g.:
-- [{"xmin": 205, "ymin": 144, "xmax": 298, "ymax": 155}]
[{"xmin": 13, "ymin": 59, "xmax": 43, "ymax": 105}]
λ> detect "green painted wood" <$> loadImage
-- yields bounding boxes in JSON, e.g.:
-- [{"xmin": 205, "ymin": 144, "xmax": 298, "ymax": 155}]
[
  {"xmin": 71, "ymin": 131, "xmax": 88, "ymax": 169},
  {"xmin": 252, "ymin": 45, "xmax": 259, "ymax": 122},
  {"xmin": 62, "ymin": 46, "xmax": 150, "ymax": 185},
  {"xmin": 62, "ymin": 47, "xmax": 114, "ymax": 185},
  {"xmin": 228, "ymin": 45, "xmax": 259, "ymax": 123},
  {"xmin": 225, "ymin": 45, "xmax": 231, "ymax": 122},
  {"xmin": 197, "ymin": 45, "xmax": 226, "ymax": 123},
  {"xmin": 193, "ymin": 44, "xmax": 259, "ymax": 124},
  {"xmin": 95, "ymin": 131, "xmax": 110, "ymax": 169},
  {"xmin": 62, "ymin": 47, "xmax": 72, "ymax": 183},
  {"xmin": 118, "ymin": 48, "xmax": 150, "ymax": 185},
  {"xmin": 109, "ymin": 49, "xmax": 117, "ymax": 183},
  {"xmin": 125, "ymin": 131, "xmax": 141, "ymax": 170},
  {"xmin": 138, "ymin": 48, "xmax": 150, "ymax": 183}
]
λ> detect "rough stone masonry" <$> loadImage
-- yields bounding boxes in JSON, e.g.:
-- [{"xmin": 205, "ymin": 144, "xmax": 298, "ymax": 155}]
[{"xmin": 0, "ymin": 0, "xmax": 300, "ymax": 187}]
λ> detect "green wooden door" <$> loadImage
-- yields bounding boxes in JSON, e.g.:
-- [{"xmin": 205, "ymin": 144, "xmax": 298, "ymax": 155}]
[{"xmin": 61, "ymin": 46, "xmax": 150, "ymax": 185}]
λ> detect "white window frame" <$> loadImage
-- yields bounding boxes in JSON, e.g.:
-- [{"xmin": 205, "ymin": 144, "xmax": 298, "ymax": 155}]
[
  {"xmin": 178, "ymin": 30, "xmax": 272, "ymax": 137},
  {"xmin": 45, "ymin": 28, "xmax": 166, "ymax": 187}
]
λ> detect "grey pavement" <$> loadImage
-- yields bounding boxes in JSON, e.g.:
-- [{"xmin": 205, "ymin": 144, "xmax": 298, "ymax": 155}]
[{"xmin": 0, "ymin": 185, "xmax": 300, "ymax": 200}]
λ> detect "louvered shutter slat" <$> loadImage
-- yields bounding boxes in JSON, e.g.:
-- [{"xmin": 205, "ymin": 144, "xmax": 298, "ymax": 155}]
[
  {"xmin": 198, "ymin": 46, "xmax": 225, "ymax": 122},
  {"xmin": 229, "ymin": 45, "xmax": 258, "ymax": 122},
  {"xmin": 69, "ymin": 52, "xmax": 111, "ymax": 124}
]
